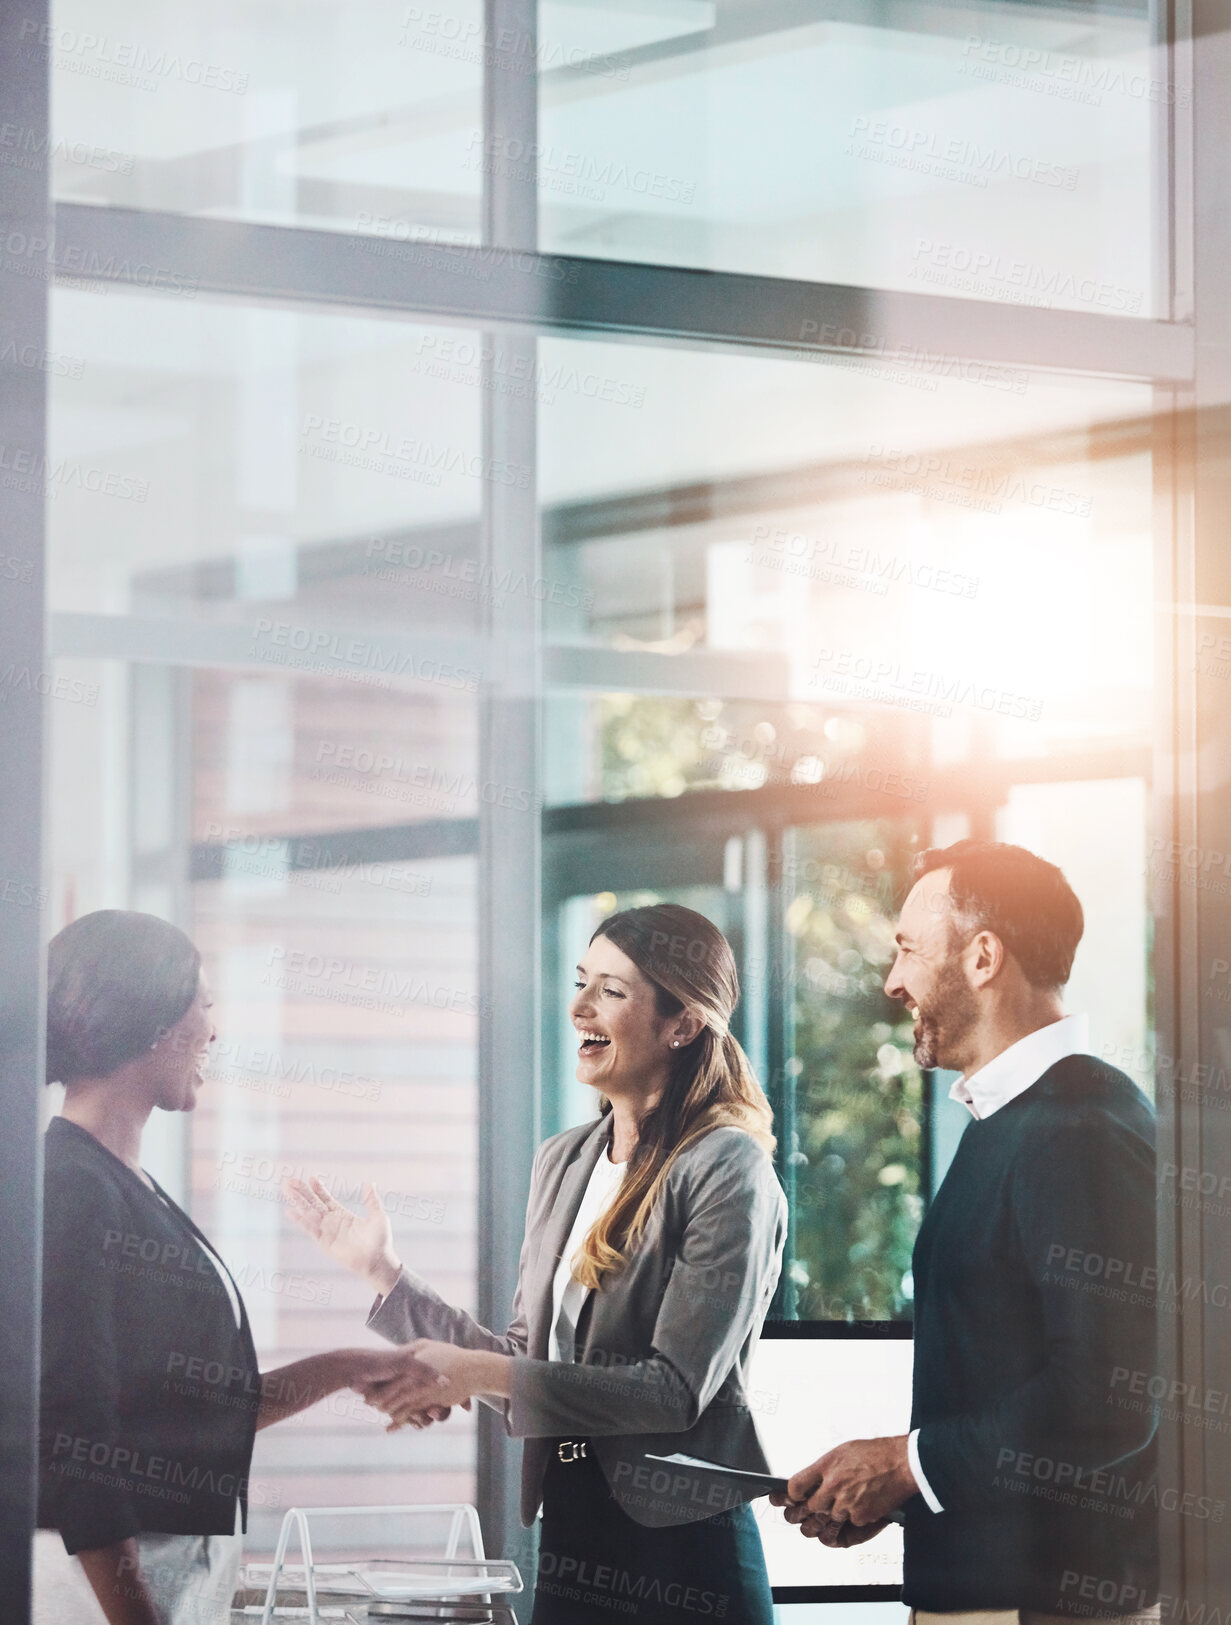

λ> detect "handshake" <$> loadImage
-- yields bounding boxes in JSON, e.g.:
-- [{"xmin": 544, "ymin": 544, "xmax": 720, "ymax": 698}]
[{"xmin": 347, "ymin": 1341, "xmax": 485, "ymax": 1432}]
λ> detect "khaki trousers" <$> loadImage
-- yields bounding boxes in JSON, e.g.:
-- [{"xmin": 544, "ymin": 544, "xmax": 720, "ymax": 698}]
[{"xmin": 912, "ymin": 1609, "xmax": 1162, "ymax": 1625}]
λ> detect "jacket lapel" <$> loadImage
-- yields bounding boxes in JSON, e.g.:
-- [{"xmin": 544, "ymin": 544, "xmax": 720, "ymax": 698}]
[{"xmin": 525, "ymin": 1115, "xmax": 612, "ymax": 1356}]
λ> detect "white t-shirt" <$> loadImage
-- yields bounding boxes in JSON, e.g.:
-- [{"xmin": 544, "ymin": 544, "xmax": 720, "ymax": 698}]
[{"xmin": 549, "ymin": 1149, "xmax": 626, "ymax": 1363}]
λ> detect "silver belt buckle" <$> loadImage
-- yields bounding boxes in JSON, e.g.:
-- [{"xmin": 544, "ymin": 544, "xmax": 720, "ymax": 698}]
[{"xmin": 557, "ymin": 1440, "xmax": 587, "ymax": 1463}]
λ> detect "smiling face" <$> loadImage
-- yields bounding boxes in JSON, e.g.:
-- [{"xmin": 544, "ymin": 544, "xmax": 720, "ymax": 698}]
[
  {"xmin": 883, "ymin": 868, "xmax": 981, "ymax": 1072},
  {"xmin": 570, "ymin": 934, "xmax": 686, "ymax": 1101},
  {"xmin": 149, "ymin": 973, "xmax": 216, "ymax": 1112}
]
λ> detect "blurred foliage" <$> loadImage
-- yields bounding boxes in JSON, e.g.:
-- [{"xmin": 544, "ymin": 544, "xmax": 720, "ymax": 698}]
[
  {"xmin": 782, "ymin": 822, "xmax": 924, "ymax": 1320},
  {"xmin": 594, "ymin": 698, "xmax": 927, "ymax": 1323},
  {"xmin": 597, "ymin": 694, "xmax": 871, "ymax": 803}
]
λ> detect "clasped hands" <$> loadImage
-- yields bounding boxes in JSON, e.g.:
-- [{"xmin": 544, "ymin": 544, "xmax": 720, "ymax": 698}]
[
  {"xmin": 768, "ymin": 1434, "xmax": 917, "ymax": 1547},
  {"xmin": 357, "ymin": 1340, "xmax": 511, "ymax": 1433}
]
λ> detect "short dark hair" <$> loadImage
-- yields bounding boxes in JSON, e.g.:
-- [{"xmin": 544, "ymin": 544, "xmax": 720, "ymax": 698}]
[
  {"xmin": 46, "ymin": 910, "xmax": 201, "ymax": 1084},
  {"xmin": 912, "ymin": 839, "xmax": 1084, "ymax": 990}
]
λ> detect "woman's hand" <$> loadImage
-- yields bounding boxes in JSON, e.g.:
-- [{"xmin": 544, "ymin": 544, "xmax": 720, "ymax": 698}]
[
  {"xmin": 283, "ymin": 1175, "xmax": 402, "ymax": 1296},
  {"xmin": 341, "ymin": 1347, "xmax": 468, "ymax": 1428},
  {"xmin": 361, "ymin": 1340, "xmax": 509, "ymax": 1430}
]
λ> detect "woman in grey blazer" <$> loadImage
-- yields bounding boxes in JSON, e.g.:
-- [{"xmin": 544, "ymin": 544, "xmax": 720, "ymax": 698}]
[{"xmin": 288, "ymin": 902, "xmax": 787, "ymax": 1623}]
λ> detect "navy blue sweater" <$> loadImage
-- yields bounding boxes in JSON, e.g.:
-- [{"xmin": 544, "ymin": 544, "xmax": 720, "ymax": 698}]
[{"xmin": 904, "ymin": 1055, "xmax": 1159, "ymax": 1616}]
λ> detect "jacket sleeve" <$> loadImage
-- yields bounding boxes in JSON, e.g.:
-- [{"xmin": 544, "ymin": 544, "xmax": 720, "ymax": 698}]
[
  {"xmin": 366, "ymin": 1140, "xmax": 546, "ymax": 1366},
  {"xmin": 507, "ymin": 1131, "xmax": 786, "ymax": 1439},
  {"xmin": 915, "ymin": 1110, "xmax": 1157, "ymax": 1513},
  {"xmin": 39, "ymin": 1159, "xmax": 143, "ymax": 1553}
]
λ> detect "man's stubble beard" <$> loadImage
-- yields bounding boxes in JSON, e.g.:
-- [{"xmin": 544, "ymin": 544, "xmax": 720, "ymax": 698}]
[{"xmin": 913, "ymin": 955, "xmax": 979, "ymax": 1072}]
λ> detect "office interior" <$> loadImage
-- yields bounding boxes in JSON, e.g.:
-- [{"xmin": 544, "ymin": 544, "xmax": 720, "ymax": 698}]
[{"xmin": 1, "ymin": 0, "xmax": 1228, "ymax": 1617}]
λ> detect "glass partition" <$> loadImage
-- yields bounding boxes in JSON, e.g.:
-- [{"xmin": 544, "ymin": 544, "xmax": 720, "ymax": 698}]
[
  {"xmin": 538, "ymin": 330, "xmax": 1155, "ymax": 1327},
  {"xmin": 537, "ymin": 2, "xmax": 1162, "ymax": 308},
  {"xmin": 45, "ymin": 286, "xmax": 489, "ymax": 1548}
]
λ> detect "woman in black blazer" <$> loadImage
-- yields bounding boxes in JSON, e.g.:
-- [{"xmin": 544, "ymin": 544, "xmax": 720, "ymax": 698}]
[{"xmin": 34, "ymin": 911, "xmax": 422, "ymax": 1625}]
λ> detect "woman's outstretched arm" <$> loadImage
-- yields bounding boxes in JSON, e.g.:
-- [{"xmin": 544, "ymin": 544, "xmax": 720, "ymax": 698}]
[
  {"xmin": 285, "ymin": 1146, "xmax": 548, "ymax": 1370},
  {"xmin": 284, "ymin": 1176, "xmax": 403, "ymax": 1297}
]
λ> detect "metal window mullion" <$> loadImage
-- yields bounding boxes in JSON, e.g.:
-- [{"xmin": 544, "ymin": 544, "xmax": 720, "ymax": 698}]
[
  {"xmin": 0, "ymin": 11, "xmax": 49, "ymax": 1621},
  {"xmin": 1173, "ymin": 0, "xmax": 1231, "ymax": 1600},
  {"xmin": 51, "ymin": 204, "xmax": 1195, "ymax": 386},
  {"xmin": 476, "ymin": 0, "xmax": 541, "ymax": 1592}
]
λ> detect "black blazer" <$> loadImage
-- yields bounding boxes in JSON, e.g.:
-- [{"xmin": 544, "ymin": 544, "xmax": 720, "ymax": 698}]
[
  {"xmin": 39, "ymin": 1117, "xmax": 261, "ymax": 1553},
  {"xmin": 904, "ymin": 1056, "xmax": 1158, "ymax": 1615}
]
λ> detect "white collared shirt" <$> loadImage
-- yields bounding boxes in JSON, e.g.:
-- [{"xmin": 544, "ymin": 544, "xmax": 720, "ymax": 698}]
[
  {"xmin": 907, "ymin": 1013, "xmax": 1091, "ymax": 1513},
  {"xmin": 948, "ymin": 1013, "xmax": 1090, "ymax": 1122},
  {"xmin": 548, "ymin": 1148, "xmax": 626, "ymax": 1364}
]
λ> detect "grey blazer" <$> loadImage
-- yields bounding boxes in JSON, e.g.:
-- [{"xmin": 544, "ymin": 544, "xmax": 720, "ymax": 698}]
[{"xmin": 368, "ymin": 1113, "xmax": 787, "ymax": 1528}]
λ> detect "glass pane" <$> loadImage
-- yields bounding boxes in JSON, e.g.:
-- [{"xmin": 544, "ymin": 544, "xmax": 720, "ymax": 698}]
[
  {"xmin": 539, "ymin": 333, "xmax": 1154, "ymax": 767},
  {"xmin": 539, "ymin": 332, "xmax": 1156, "ymax": 1322},
  {"xmin": 780, "ymin": 822, "xmax": 925, "ymax": 1321},
  {"xmin": 45, "ymin": 287, "xmax": 485, "ymax": 1548},
  {"xmin": 48, "ymin": 0, "xmax": 482, "ymax": 242},
  {"xmin": 538, "ymin": 3, "xmax": 1161, "ymax": 312}
]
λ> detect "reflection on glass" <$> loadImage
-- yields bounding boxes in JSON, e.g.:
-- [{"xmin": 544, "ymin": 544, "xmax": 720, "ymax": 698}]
[
  {"xmin": 538, "ymin": 331, "xmax": 1155, "ymax": 1324},
  {"xmin": 780, "ymin": 822, "xmax": 924, "ymax": 1322},
  {"xmin": 45, "ymin": 287, "xmax": 484, "ymax": 1546},
  {"xmin": 49, "ymin": 0, "xmax": 483, "ymax": 241},
  {"xmin": 539, "ymin": 3, "xmax": 1159, "ymax": 311}
]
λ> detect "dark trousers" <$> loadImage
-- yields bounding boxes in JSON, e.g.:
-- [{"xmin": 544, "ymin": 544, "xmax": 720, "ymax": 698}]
[{"xmin": 531, "ymin": 1443, "xmax": 775, "ymax": 1624}]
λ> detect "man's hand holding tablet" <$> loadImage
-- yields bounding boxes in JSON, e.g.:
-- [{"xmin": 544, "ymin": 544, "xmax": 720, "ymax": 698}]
[{"xmin": 771, "ymin": 1434, "xmax": 916, "ymax": 1545}]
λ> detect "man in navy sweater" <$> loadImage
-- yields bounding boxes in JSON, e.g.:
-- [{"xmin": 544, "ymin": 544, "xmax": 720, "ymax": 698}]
[{"xmin": 775, "ymin": 839, "xmax": 1158, "ymax": 1622}]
